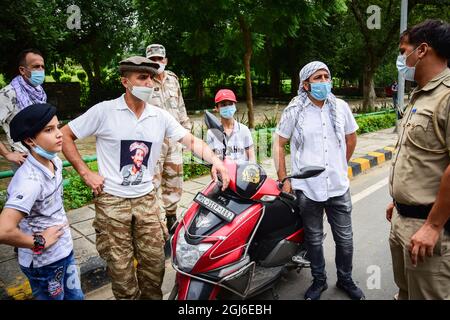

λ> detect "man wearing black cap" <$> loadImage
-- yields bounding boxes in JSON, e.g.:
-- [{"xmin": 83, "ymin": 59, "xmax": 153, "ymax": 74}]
[
  {"xmin": 60, "ymin": 56, "xmax": 230, "ymax": 300},
  {"xmin": 0, "ymin": 103, "xmax": 84, "ymax": 300}
]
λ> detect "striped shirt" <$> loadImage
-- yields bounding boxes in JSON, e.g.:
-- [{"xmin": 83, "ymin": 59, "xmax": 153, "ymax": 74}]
[{"xmin": 4, "ymin": 155, "xmax": 73, "ymax": 268}]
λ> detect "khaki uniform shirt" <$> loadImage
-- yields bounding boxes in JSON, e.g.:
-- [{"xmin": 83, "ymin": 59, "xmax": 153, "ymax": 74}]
[
  {"xmin": 390, "ymin": 68, "xmax": 450, "ymax": 205},
  {"xmin": 150, "ymin": 70, "xmax": 192, "ymax": 131}
]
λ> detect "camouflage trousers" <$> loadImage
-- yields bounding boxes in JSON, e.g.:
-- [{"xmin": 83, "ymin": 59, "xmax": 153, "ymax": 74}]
[
  {"xmin": 153, "ymin": 138, "xmax": 183, "ymax": 219},
  {"xmin": 93, "ymin": 190, "xmax": 169, "ymax": 300}
]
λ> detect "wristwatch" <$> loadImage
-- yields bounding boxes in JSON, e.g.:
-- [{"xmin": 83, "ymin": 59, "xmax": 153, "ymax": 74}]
[{"xmin": 32, "ymin": 234, "xmax": 46, "ymax": 254}]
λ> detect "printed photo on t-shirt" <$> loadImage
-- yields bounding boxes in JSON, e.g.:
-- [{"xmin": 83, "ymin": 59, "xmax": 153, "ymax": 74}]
[{"xmin": 119, "ymin": 140, "xmax": 152, "ymax": 186}]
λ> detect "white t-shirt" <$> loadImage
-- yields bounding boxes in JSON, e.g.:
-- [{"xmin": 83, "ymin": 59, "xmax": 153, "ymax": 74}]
[
  {"xmin": 69, "ymin": 94, "xmax": 188, "ymax": 198},
  {"xmin": 5, "ymin": 155, "xmax": 73, "ymax": 268},
  {"xmin": 206, "ymin": 120, "xmax": 253, "ymax": 163},
  {"xmin": 276, "ymin": 97, "xmax": 358, "ymax": 202}
]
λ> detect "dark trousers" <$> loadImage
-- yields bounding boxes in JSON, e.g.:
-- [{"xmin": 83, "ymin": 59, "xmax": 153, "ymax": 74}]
[{"xmin": 296, "ymin": 189, "xmax": 354, "ymax": 282}]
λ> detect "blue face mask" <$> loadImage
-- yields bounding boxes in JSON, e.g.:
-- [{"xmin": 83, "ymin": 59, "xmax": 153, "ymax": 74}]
[
  {"xmin": 219, "ymin": 104, "xmax": 237, "ymax": 119},
  {"xmin": 28, "ymin": 70, "xmax": 45, "ymax": 87},
  {"xmin": 33, "ymin": 144, "xmax": 57, "ymax": 160},
  {"xmin": 396, "ymin": 47, "xmax": 420, "ymax": 82},
  {"xmin": 309, "ymin": 82, "xmax": 332, "ymax": 101}
]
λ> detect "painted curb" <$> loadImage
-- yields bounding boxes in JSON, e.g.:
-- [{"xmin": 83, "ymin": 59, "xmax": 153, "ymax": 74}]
[{"xmin": 348, "ymin": 146, "xmax": 394, "ymax": 179}]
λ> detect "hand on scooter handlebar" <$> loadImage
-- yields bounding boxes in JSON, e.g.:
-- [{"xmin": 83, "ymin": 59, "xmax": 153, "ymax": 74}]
[
  {"xmin": 281, "ymin": 179, "xmax": 292, "ymax": 193},
  {"xmin": 280, "ymin": 191, "xmax": 297, "ymax": 202},
  {"xmin": 211, "ymin": 162, "xmax": 230, "ymax": 191},
  {"xmin": 279, "ymin": 179, "xmax": 296, "ymax": 201}
]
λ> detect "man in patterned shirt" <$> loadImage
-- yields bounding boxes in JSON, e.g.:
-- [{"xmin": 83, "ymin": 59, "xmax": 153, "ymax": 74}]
[{"xmin": 0, "ymin": 49, "xmax": 47, "ymax": 168}]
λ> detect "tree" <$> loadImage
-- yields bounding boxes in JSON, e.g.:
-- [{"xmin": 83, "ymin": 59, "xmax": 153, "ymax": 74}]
[
  {"xmin": 0, "ymin": 0, "xmax": 65, "ymax": 79},
  {"xmin": 57, "ymin": 0, "xmax": 137, "ymax": 105},
  {"xmin": 348, "ymin": 0, "xmax": 448, "ymax": 111}
]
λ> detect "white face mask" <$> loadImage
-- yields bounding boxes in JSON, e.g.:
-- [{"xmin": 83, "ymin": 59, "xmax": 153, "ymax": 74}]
[
  {"xmin": 156, "ymin": 62, "xmax": 166, "ymax": 74},
  {"xmin": 396, "ymin": 46, "xmax": 421, "ymax": 82},
  {"xmin": 128, "ymin": 81, "xmax": 154, "ymax": 103}
]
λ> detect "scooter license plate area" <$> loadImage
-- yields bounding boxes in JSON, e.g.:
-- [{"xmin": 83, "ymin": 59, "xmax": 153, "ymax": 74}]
[{"xmin": 194, "ymin": 193, "xmax": 235, "ymax": 222}]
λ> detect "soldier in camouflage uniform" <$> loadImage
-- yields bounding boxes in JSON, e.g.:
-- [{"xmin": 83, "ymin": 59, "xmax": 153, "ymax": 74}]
[{"xmin": 146, "ymin": 44, "xmax": 192, "ymax": 232}]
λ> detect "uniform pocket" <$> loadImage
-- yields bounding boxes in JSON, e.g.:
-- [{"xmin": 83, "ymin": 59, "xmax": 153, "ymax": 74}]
[
  {"xmin": 406, "ymin": 112, "xmax": 446, "ymax": 153},
  {"xmin": 168, "ymin": 89, "xmax": 179, "ymax": 109}
]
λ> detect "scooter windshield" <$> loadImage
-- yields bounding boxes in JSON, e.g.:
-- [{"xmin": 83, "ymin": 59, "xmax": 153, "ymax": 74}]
[{"xmin": 235, "ymin": 163, "xmax": 267, "ymax": 199}]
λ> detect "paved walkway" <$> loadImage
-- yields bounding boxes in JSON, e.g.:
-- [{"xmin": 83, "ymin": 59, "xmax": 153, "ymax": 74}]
[{"xmin": 0, "ymin": 128, "xmax": 398, "ymax": 300}]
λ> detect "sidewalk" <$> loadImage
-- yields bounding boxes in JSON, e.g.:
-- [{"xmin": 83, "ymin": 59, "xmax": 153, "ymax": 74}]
[{"xmin": 0, "ymin": 128, "xmax": 398, "ymax": 300}]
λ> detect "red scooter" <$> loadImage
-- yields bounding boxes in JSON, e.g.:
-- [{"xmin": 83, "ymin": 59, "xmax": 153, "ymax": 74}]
[{"xmin": 168, "ymin": 112, "xmax": 324, "ymax": 300}]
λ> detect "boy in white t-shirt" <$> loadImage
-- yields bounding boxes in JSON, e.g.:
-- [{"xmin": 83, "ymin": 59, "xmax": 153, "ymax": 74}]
[
  {"xmin": 0, "ymin": 103, "xmax": 83, "ymax": 300},
  {"xmin": 207, "ymin": 89, "xmax": 255, "ymax": 163},
  {"xmin": 60, "ymin": 56, "xmax": 229, "ymax": 300}
]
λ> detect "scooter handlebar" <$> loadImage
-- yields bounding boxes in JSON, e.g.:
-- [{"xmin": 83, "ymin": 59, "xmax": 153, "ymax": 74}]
[{"xmin": 280, "ymin": 191, "xmax": 297, "ymax": 202}]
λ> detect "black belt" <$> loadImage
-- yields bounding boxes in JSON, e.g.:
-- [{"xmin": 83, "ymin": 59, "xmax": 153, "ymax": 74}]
[{"xmin": 394, "ymin": 200, "xmax": 450, "ymax": 233}]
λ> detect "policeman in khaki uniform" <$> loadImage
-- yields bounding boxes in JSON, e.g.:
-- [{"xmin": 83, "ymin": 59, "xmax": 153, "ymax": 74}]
[
  {"xmin": 387, "ymin": 19, "xmax": 450, "ymax": 300},
  {"xmin": 146, "ymin": 44, "xmax": 192, "ymax": 231}
]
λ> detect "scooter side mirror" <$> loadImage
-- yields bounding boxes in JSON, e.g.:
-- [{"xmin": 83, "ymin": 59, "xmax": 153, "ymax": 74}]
[
  {"xmin": 204, "ymin": 110, "xmax": 226, "ymax": 158},
  {"xmin": 204, "ymin": 110, "xmax": 224, "ymax": 132},
  {"xmin": 281, "ymin": 166, "xmax": 325, "ymax": 185}
]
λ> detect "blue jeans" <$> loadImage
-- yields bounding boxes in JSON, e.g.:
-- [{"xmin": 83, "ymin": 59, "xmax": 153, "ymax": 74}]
[
  {"xmin": 20, "ymin": 251, "xmax": 84, "ymax": 300},
  {"xmin": 297, "ymin": 189, "xmax": 354, "ymax": 283}
]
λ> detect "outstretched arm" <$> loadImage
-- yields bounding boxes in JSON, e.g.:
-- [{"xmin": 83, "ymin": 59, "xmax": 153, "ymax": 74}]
[{"xmin": 179, "ymin": 132, "xmax": 229, "ymax": 191}]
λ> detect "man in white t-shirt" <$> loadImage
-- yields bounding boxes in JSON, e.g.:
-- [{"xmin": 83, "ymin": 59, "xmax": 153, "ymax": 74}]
[
  {"xmin": 60, "ymin": 56, "xmax": 229, "ymax": 300},
  {"xmin": 274, "ymin": 61, "xmax": 364, "ymax": 300},
  {"xmin": 206, "ymin": 89, "xmax": 255, "ymax": 163}
]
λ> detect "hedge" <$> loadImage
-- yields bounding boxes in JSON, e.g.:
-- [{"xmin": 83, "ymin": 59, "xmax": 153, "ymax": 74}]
[{"xmin": 0, "ymin": 112, "xmax": 396, "ymax": 211}]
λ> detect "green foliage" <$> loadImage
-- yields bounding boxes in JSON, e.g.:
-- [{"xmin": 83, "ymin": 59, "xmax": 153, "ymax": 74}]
[
  {"xmin": 0, "ymin": 189, "xmax": 7, "ymax": 209},
  {"xmin": 51, "ymin": 68, "xmax": 64, "ymax": 82},
  {"xmin": 79, "ymin": 82, "xmax": 90, "ymax": 108},
  {"xmin": 254, "ymin": 107, "xmax": 280, "ymax": 130},
  {"xmin": 183, "ymin": 162, "xmax": 211, "ymax": 181},
  {"xmin": 237, "ymin": 112, "xmax": 249, "ymax": 127},
  {"xmin": 0, "ymin": 74, "xmax": 6, "ymax": 89},
  {"xmin": 59, "ymin": 74, "xmax": 72, "ymax": 83},
  {"xmin": 356, "ymin": 113, "xmax": 396, "ymax": 134},
  {"xmin": 76, "ymin": 70, "xmax": 87, "ymax": 82},
  {"xmin": 62, "ymin": 162, "xmax": 98, "ymax": 211}
]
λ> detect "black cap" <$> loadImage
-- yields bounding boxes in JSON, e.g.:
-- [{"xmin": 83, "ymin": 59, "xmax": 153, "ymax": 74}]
[
  {"xmin": 10, "ymin": 103, "xmax": 57, "ymax": 142},
  {"xmin": 118, "ymin": 56, "xmax": 158, "ymax": 75}
]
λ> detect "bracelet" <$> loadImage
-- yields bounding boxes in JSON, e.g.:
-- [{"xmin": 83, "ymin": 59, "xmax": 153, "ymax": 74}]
[{"xmin": 32, "ymin": 234, "xmax": 46, "ymax": 254}]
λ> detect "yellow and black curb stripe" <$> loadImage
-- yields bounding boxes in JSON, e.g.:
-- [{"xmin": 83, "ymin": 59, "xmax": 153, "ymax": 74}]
[{"xmin": 348, "ymin": 146, "xmax": 395, "ymax": 179}]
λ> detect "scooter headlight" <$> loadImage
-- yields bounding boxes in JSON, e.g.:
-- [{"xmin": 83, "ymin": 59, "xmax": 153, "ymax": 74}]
[{"xmin": 175, "ymin": 226, "xmax": 213, "ymax": 272}]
